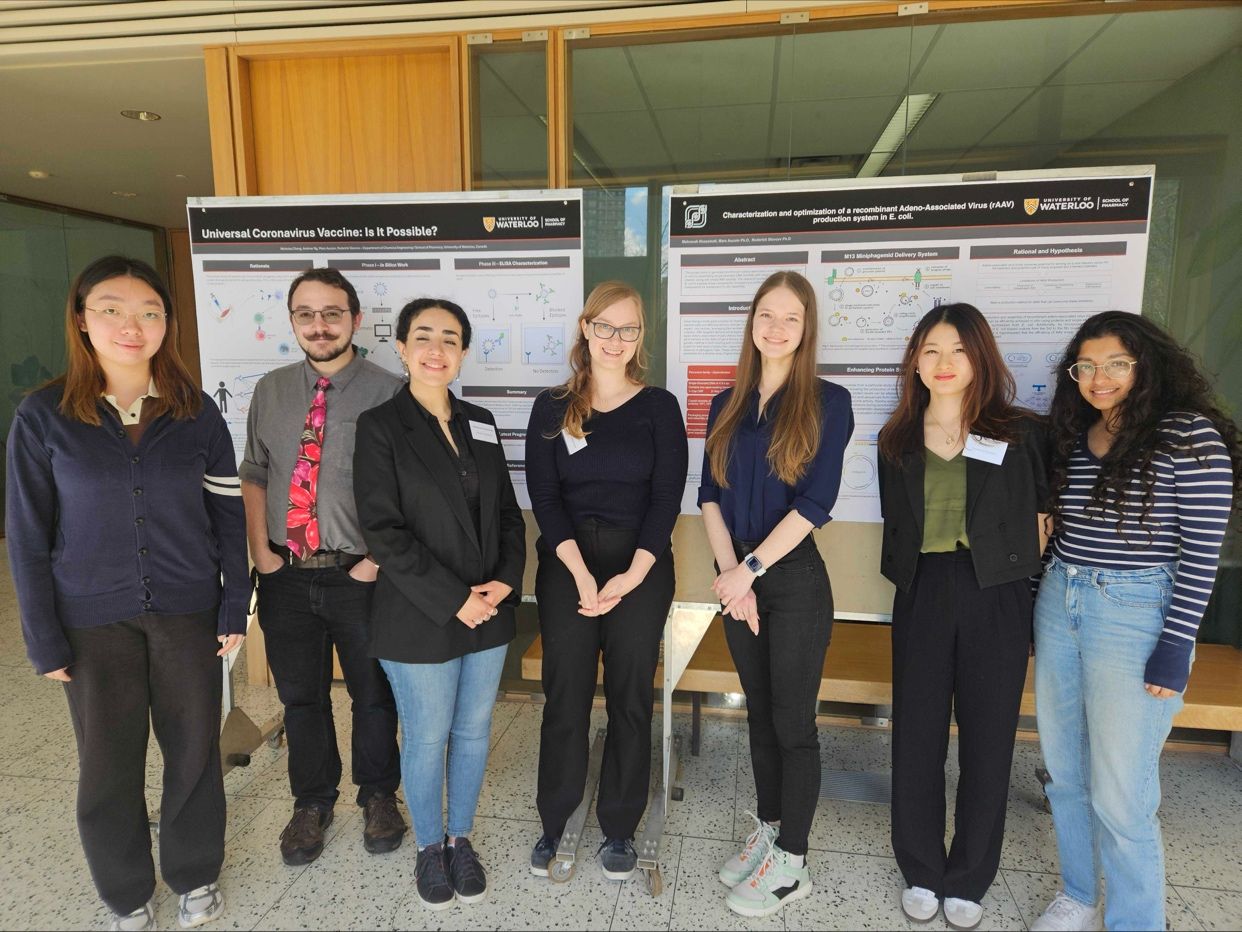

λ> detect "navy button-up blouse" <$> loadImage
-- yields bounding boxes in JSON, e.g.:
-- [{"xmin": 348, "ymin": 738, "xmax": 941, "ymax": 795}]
[{"xmin": 697, "ymin": 379, "xmax": 854, "ymax": 542}]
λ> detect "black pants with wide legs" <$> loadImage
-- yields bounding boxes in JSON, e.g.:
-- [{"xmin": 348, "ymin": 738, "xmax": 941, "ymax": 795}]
[
  {"xmin": 890, "ymin": 549, "xmax": 1032, "ymax": 903},
  {"xmin": 64, "ymin": 609, "xmax": 225, "ymax": 915},
  {"xmin": 723, "ymin": 535, "xmax": 834, "ymax": 858},
  {"xmin": 536, "ymin": 520, "xmax": 675, "ymax": 841},
  {"xmin": 256, "ymin": 564, "xmax": 400, "ymax": 810}
]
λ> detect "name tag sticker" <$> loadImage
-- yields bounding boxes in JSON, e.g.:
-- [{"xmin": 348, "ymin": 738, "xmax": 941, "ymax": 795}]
[
  {"xmin": 964, "ymin": 433, "xmax": 1008, "ymax": 464},
  {"xmin": 469, "ymin": 420, "xmax": 498, "ymax": 444},
  {"xmin": 562, "ymin": 430, "xmax": 588, "ymax": 455}
]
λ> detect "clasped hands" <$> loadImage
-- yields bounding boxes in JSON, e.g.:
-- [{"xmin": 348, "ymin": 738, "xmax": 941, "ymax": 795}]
[
  {"xmin": 573, "ymin": 567, "xmax": 643, "ymax": 617},
  {"xmin": 713, "ymin": 563, "xmax": 760, "ymax": 635},
  {"xmin": 457, "ymin": 580, "xmax": 513, "ymax": 628}
]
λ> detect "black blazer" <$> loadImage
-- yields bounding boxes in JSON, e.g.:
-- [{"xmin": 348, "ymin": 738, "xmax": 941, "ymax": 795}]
[
  {"xmin": 354, "ymin": 390, "xmax": 526, "ymax": 664},
  {"xmin": 878, "ymin": 414, "xmax": 1050, "ymax": 592}
]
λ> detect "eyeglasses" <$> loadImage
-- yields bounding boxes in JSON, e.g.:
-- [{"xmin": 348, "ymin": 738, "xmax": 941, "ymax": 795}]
[
  {"xmin": 84, "ymin": 305, "xmax": 166, "ymax": 325},
  {"xmin": 291, "ymin": 307, "xmax": 349, "ymax": 326},
  {"xmin": 590, "ymin": 321, "xmax": 641, "ymax": 342},
  {"xmin": 1067, "ymin": 359, "xmax": 1137, "ymax": 382}
]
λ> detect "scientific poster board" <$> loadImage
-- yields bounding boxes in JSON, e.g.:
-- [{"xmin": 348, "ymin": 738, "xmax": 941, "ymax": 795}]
[
  {"xmin": 186, "ymin": 191, "xmax": 583, "ymax": 508},
  {"xmin": 666, "ymin": 167, "xmax": 1154, "ymax": 523}
]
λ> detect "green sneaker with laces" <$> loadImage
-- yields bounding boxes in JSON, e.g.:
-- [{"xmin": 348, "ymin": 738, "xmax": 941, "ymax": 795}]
[{"xmin": 725, "ymin": 842, "xmax": 812, "ymax": 918}]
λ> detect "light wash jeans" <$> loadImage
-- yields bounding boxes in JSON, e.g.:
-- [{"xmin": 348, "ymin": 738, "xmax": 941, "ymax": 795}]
[
  {"xmin": 1034, "ymin": 556, "xmax": 1186, "ymax": 932},
  {"xmin": 380, "ymin": 643, "xmax": 508, "ymax": 846}
]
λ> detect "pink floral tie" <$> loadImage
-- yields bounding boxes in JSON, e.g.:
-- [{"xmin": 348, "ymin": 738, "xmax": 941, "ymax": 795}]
[{"xmin": 286, "ymin": 376, "xmax": 330, "ymax": 558}]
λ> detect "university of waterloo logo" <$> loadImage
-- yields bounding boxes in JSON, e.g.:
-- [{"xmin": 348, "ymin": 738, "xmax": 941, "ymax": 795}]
[
  {"xmin": 1024, "ymin": 198, "xmax": 1040, "ymax": 216},
  {"xmin": 482, "ymin": 216, "xmax": 496, "ymax": 232}
]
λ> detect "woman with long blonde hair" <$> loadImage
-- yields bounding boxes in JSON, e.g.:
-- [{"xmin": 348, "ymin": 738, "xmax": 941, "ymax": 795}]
[
  {"xmin": 698, "ymin": 270, "xmax": 853, "ymax": 918},
  {"xmin": 525, "ymin": 281, "xmax": 688, "ymax": 881}
]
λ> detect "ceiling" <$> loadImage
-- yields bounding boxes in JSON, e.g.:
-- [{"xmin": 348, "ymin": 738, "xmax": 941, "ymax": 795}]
[{"xmin": 2, "ymin": 2, "xmax": 1240, "ymax": 228}]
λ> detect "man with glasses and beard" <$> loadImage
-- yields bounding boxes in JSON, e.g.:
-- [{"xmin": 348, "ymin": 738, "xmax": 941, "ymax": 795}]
[{"xmin": 239, "ymin": 268, "xmax": 407, "ymax": 866}]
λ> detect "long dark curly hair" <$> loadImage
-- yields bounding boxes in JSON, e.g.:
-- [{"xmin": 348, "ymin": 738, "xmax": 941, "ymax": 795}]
[{"xmin": 1048, "ymin": 311, "xmax": 1242, "ymax": 534}]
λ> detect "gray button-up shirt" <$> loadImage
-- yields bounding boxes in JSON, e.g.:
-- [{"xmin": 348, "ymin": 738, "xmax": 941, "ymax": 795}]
[{"xmin": 239, "ymin": 350, "xmax": 401, "ymax": 554}]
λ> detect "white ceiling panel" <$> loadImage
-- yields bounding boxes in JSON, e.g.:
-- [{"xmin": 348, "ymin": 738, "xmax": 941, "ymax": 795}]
[
  {"xmin": 625, "ymin": 35, "xmax": 779, "ymax": 110},
  {"xmin": 570, "ymin": 45, "xmax": 647, "ymax": 115},
  {"xmin": 778, "ymin": 95, "xmax": 903, "ymax": 158},
  {"xmin": 910, "ymin": 14, "xmax": 1105, "ymax": 93},
  {"xmin": 778, "ymin": 25, "xmax": 935, "ymax": 101},
  {"xmin": 478, "ymin": 115, "xmax": 547, "ymax": 175},
  {"xmin": 476, "ymin": 48, "xmax": 546, "ymax": 118},
  {"xmin": 979, "ymin": 79, "xmax": 1174, "ymax": 148},
  {"xmin": 572, "ymin": 110, "xmax": 665, "ymax": 172},
  {"xmin": 1051, "ymin": 6, "xmax": 1242, "ymax": 85},
  {"xmin": 905, "ymin": 86, "xmax": 1035, "ymax": 153},
  {"xmin": 655, "ymin": 103, "xmax": 776, "ymax": 167}
]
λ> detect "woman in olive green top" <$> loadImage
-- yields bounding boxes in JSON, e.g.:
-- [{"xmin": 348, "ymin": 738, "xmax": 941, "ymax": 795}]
[{"xmin": 876, "ymin": 304, "xmax": 1050, "ymax": 931}]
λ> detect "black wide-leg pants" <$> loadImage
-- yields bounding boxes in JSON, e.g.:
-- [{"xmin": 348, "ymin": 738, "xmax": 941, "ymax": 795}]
[
  {"xmin": 890, "ymin": 549, "xmax": 1032, "ymax": 903},
  {"xmin": 63, "ymin": 609, "xmax": 226, "ymax": 915},
  {"xmin": 536, "ymin": 520, "xmax": 675, "ymax": 841}
]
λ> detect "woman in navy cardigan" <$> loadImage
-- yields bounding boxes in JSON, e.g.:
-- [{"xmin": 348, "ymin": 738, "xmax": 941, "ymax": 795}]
[{"xmin": 5, "ymin": 256, "xmax": 248, "ymax": 932}]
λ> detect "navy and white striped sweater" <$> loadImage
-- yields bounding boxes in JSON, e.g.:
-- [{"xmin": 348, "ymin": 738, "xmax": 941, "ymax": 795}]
[
  {"xmin": 5, "ymin": 385, "xmax": 249, "ymax": 675},
  {"xmin": 1051, "ymin": 412, "xmax": 1234, "ymax": 692}
]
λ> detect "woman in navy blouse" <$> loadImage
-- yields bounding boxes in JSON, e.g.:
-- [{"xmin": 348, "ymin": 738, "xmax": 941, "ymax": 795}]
[
  {"xmin": 1031, "ymin": 312, "xmax": 1239, "ymax": 932},
  {"xmin": 698, "ymin": 270, "xmax": 853, "ymax": 918},
  {"xmin": 525, "ymin": 281, "xmax": 688, "ymax": 882}
]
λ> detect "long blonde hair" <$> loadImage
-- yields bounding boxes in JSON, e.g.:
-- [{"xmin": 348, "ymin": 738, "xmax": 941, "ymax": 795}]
[
  {"xmin": 705, "ymin": 271, "xmax": 822, "ymax": 487},
  {"xmin": 552, "ymin": 281, "xmax": 648, "ymax": 439}
]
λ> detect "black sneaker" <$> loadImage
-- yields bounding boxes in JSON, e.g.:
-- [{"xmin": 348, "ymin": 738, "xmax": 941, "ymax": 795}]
[
  {"xmin": 445, "ymin": 837, "xmax": 487, "ymax": 903},
  {"xmin": 530, "ymin": 833, "xmax": 558, "ymax": 877},
  {"xmin": 415, "ymin": 843, "xmax": 454, "ymax": 911},
  {"xmin": 598, "ymin": 837, "xmax": 637, "ymax": 881}
]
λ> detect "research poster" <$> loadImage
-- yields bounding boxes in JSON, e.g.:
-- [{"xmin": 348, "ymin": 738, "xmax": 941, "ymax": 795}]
[
  {"xmin": 667, "ymin": 168, "xmax": 1154, "ymax": 522},
  {"xmin": 187, "ymin": 192, "xmax": 583, "ymax": 507}
]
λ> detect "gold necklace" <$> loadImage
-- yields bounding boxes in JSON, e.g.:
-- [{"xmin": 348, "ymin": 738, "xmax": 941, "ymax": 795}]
[{"xmin": 927, "ymin": 413, "xmax": 961, "ymax": 447}]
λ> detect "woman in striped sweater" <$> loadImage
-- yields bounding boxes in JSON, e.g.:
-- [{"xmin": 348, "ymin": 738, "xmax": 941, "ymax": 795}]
[{"xmin": 1031, "ymin": 311, "xmax": 1240, "ymax": 932}]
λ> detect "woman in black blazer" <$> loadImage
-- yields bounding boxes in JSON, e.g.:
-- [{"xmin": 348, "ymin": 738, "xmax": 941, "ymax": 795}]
[
  {"xmin": 354, "ymin": 298, "xmax": 525, "ymax": 912},
  {"xmin": 876, "ymin": 303, "xmax": 1049, "ymax": 931}
]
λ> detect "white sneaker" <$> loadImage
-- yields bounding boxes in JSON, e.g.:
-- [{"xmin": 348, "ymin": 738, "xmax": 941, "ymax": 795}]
[
  {"xmin": 718, "ymin": 811, "xmax": 778, "ymax": 887},
  {"xmin": 725, "ymin": 843, "xmax": 812, "ymax": 918},
  {"xmin": 109, "ymin": 900, "xmax": 155, "ymax": 932},
  {"xmin": 178, "ymin": 883, "xmax": 224, "ymax": 928},
  {"xmin": 944, "ymin": 897, "xmax": 983, "ymax": 930},
  {"xmin": 1030, "ymin": 890, "xmax": 1102, "ymax": 931},
  {"xmin": 901, "ymin": 886, "xmax": 940, "ymax": 922}
]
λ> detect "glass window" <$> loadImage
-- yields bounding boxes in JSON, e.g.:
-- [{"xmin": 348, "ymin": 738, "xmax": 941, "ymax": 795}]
[{"xmin": 470, "ymin": 41, "xmax": 549, "ymax": 190}]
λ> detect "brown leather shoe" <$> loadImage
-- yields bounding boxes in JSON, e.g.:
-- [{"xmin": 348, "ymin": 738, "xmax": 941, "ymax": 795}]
[
  {"xmin": 279, "ymin": 806, "xmax": 333, "ymax": 866},
  {"xmin": 363, "ymin": 792, "xmax": 407, "ymax": 854}
]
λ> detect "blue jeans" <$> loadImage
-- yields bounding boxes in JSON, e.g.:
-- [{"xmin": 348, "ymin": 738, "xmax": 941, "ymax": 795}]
[
  {"xmin": 1034, "ymin": 556, "xmax": 1186, "ymax": 932},
  {"xmin": 380, "ymin": 644, "xmax": 507, "ymax": 846}
]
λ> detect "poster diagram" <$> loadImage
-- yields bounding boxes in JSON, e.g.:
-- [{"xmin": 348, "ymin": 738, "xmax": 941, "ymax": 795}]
[
  {"xmin": 667, "ymin": 169, "xmax": 1155, "ymax": 522},
  {"xmin": 189, "ymin": 193, "xmax": 584, "ymax": 507}
]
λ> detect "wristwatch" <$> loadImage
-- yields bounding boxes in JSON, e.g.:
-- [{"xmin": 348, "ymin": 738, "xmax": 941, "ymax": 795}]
[{"xmin": 742, "ymin": 553, "xmax": 766, "ymax": 577}]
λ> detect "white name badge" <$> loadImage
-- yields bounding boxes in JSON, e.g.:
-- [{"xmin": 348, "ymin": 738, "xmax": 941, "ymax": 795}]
[
  {"xmin": 469, "ymin": 420, "xmax": 498, "ymax": 444},
  {"xmin": 964, "ymin": 433, "xmax": 1008, "ymax": 464},
  {"xmin": 562, "ymin": 429, "xmax": 588, "ymax": 455}
]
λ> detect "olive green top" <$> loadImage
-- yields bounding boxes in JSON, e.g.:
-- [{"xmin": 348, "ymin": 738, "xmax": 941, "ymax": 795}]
[{"xmin": 921, "ymin": 451, "xmax": 970, "ymax": 553}]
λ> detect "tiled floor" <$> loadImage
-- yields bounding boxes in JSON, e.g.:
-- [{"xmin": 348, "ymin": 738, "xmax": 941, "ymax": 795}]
[{"xmin": 3, "ymin": 547, "xmax": 1242, "ymax": 930}]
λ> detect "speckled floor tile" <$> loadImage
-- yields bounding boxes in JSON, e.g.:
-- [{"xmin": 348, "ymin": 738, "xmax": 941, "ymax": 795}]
[
  {"xmin": 666, "ymin": 835, "xmax": 783, "ymax": 931},
  {"xmin": 388, "ymin": 817, "xmax": 622, "ymax": 930},
  {"xmin": 1174, "ymin": 885, "xmax": 1242, "ymax": 930},
  {"xmin": 252, "ymin": 809, "xmax": 413, "ymax": 930},
  {"xmin": 662, "ymin": 714, "xmax": 739, "ymax": 842},
  {"xmin": 610, "ymin": 833, "xmax": 681, "ymax": 931},
  {"xmin": 1004, "ymin": 868, "xmax": 1203, "ymax": 931}
]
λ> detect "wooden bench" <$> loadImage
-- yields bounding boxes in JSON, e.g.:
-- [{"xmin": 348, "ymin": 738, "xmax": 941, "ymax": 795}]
[{"xmin": 522, "ymin": 619, "xmax": 1242, "ymax": 755}]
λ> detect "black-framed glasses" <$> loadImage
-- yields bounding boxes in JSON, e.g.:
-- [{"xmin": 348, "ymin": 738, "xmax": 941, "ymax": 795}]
[
  {"xmin": 1067, "ymin": 359, "xmax": 1137, "ymax": 382},
  {"xmin": 291, "ymin": 307, "xmax": 349, "ymax": 325},
  {"xmin": 590, "ymin": 321, "xmax": 641, "ymax": 342},
  {"xmin": 83, "ymin": 305, "xmax": 166, "ymax": 325}
]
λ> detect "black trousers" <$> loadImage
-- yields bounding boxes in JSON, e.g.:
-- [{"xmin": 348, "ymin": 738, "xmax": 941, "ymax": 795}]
[
  {"xmin": 535, "ymin": 520, "xmax": 675, "ymax": 841},
  {"xmin": 256, "ymin": 565, "xmax": 400, "ymax": 809},
  {"xmin": 63, "ymin": 609, "xmax": 225, "ymax": 915},
  {"xmin": 890, "ymin": 549, "xmax": 1032, "ymax": 902},
  {"xmin": 724, "ymin": 535, "xmax": 833, "ymax": 857}
]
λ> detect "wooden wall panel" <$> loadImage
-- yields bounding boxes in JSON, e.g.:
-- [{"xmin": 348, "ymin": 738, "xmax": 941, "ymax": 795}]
[{"xmin": 247, "ymin": 48, "xmax": 461, "ymax": 195}]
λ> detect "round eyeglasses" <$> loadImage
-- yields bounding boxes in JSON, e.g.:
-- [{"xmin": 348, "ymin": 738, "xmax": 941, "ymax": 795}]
[
  {"xmin": 1067, "ymin": 359, "xmax": 1136, "ymax": 382},
  {"xmin": 590, "ymin": 321, "xmax": 641, "ymax": 342}
]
